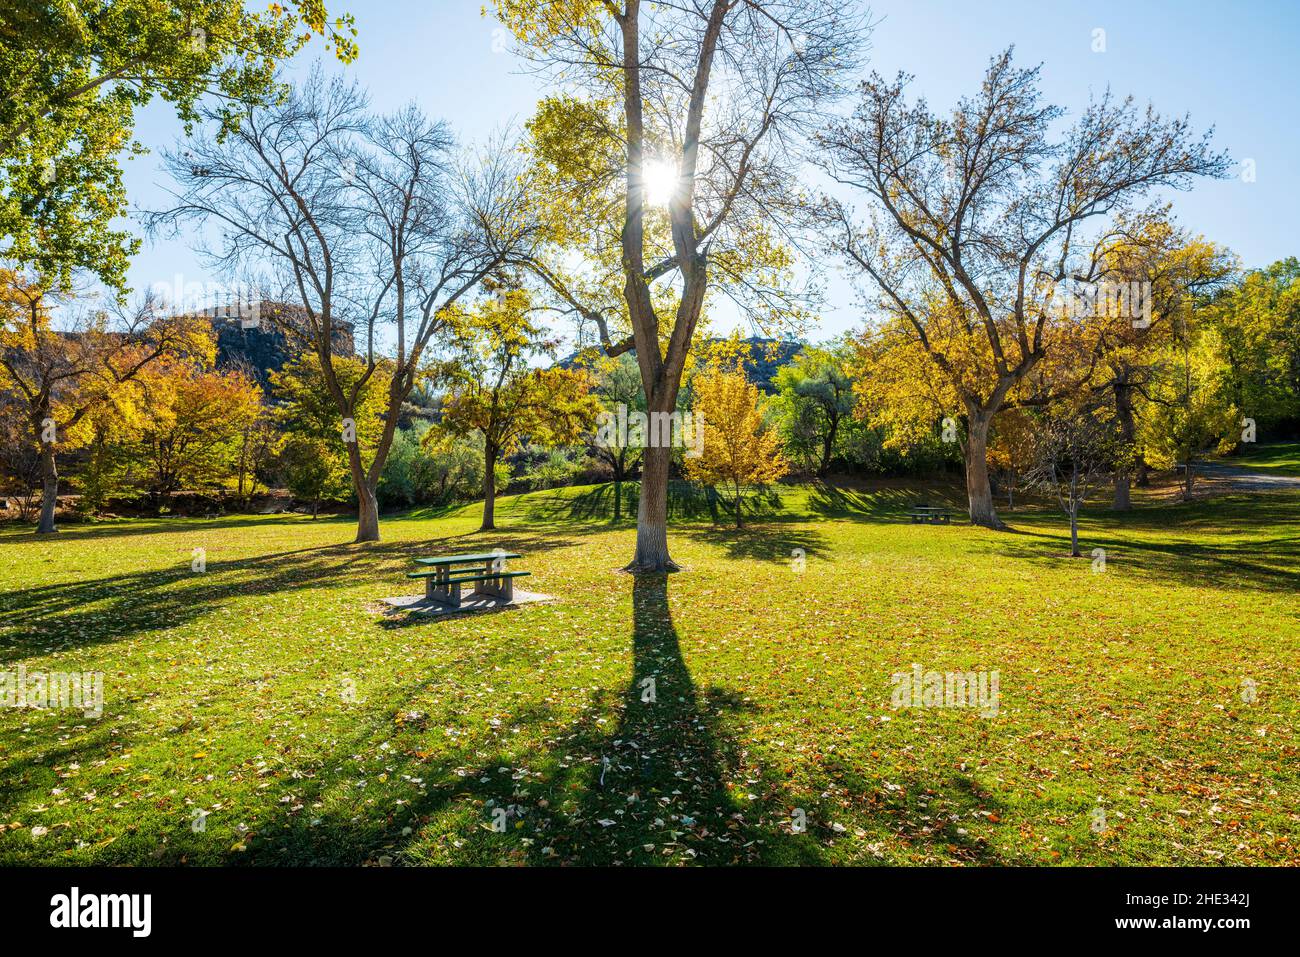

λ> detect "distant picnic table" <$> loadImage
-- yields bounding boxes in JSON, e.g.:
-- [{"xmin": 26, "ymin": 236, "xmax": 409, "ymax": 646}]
[
  {"xmin": 407, "ymin": 551, "xmax": 529, "ymax": 607},
  {"xmin": 907, "ymin": 505, "xmax": 953, "ymax": 525}
]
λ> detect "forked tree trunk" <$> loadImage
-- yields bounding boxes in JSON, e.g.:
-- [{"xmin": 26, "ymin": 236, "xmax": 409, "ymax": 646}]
[
  {"xmin": 628, "ymin": 443, "xmax": 676, "ymax": 572},
  {"xmin": 36, "ymin": 442, "xmax": 58, "ymax": 535},
  {"xmin": 480, "ymin": 444, "xmax": 497, "ymax": 532},
  {"xmin": 964, "ymin": 411, "xmax": 1003, "ymax": 529}
]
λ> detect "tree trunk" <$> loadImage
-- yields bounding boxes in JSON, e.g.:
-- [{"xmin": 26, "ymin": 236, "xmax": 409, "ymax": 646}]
[
  {"xmin": 355, "ymin": 483, "xmax": 380, "ymax": 542},
  {"xmin": 733, "ymin": 480, "xmax": 743, "ymax": 528},
  {"xmin": 1112, "ymin": 378, "xmax": 1137, "ymax": 509},
  {"xmin": 36, "ymin": 442, "xmax": 58, "ymax": 534},
  {"xmin": 481, "ymin": 444, "xmax": 497, "ymax": 531},
  {"xmin": 1069, "ymin": 506, "xmax": 1080, "ymax": 557},
  {"xmin": 818, "ymin": 422, "xmax": 835, "ymax": 478},
  {"xmin": 612, "ymin": 452, "xmax": 624, "ymax": 522},
  {"xmin": 964, "ymin": 411, "xmax": 1003, "ymax": 529},
  {"xmin": 1113, "ymin": 473, "xmax": 1131, "ymax": 510},
  {"xmin": 1134, "ymin": 456, "xmax": 1151, "ymax": 487},
  {"xmin": 343, "ymin": 430, "xmax": 381, "ymax": 543},
  {"xmin": 627, "ymin": 443, "xmax": 677, "ymax": 572}
]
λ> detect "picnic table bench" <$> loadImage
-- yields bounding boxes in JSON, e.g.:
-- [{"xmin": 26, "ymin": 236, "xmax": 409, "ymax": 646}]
[
  {"xmin": 907, "ymin": 505, "xmax": 952, "ymax": 525},
  {"xmin": 407, "ymin": 551, "xmax": 529, "ymax": 607}
]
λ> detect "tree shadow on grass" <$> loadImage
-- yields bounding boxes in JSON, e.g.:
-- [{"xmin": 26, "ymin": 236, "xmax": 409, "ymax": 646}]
[
  {"xmin": 512, "ymin": 572, "xmax": 823, "ymax": 865},
  {"xmin": 991, "ymin": 515, "xmax": 1300, "ymax": 594},
  {"xmin": 806, "ymin": 481, "xmax": 968, "ymax": 523},
  {"xmin": 677, "ymin": 517, "xmax": 831, "ymax": 566},
  {"xmin": 214, "ymin": 573, "xmax": 825, "ymax": 866}
]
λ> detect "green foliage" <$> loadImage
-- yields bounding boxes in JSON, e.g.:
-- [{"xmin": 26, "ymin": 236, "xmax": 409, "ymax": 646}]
[
  {"xmin": 379, "ymin": 423, "xmax": 492, "ymax": 509},
  {"xmin": 269, "ymin": 353, "xmax": 389, "ymax": 509},
  {"xmin": 0, "ymin": 0, "xmax": 355, "ymax": 288},
  {"xmin": 1200, "ymin": 257, "xmax": 1300, "ymax": 435},
  {"xmin": 1139, "ymin": 328, "xmax": 1239, "ymax": 498},
  {"xmin": 772, "ymin": 342, "xmax": 858, "ymax": 476}
]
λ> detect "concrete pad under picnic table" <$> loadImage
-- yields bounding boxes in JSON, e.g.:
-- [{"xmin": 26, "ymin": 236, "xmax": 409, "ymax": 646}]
[{"xmin": 379, "ymin": 588, "xmax": 556, "ymax": 617}]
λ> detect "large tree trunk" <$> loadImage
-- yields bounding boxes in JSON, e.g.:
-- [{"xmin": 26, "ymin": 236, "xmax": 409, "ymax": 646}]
[
  {"xmin": 627, "ymin": 443, "xmax": 677, "ymax": 572},
  {"xmin": 480, "ymin": 444, "xmax": 497, "ymax": 532},
  {"xmin": 964, "ymin": 411, "xmax": 1003, "ymax": 529},
  {"xmin": 36, "ymin": 442, "xmax": 58, "ymax": 534},
  {"xmin": 355, "ymin": 483, "xmax": 380, "ymax": 542}
]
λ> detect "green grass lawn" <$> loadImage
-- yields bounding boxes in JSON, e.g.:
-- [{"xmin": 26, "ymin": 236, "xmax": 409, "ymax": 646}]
[
  {"xmin": 1223, "ymin": 441, "xmax": 1300, "ymax": 476},
  {"xmin": 1, "ymin": 479, "xmax": 1296, "ymax": 866}
]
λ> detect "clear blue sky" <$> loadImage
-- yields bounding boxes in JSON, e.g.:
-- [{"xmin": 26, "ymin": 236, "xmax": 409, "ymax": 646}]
[{"xmin": 122, "ymin": 0, "xmax": 1300, "ymax": 340}]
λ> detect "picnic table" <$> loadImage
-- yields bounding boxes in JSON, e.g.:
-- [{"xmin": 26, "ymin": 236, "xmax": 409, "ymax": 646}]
[
  {"xmin": 907, "ymin": 505, "xmax": 952, "ymax": 525},
  {"xmin": 407, "ymin": 551, "xmax": 529, "ymax": 607}
]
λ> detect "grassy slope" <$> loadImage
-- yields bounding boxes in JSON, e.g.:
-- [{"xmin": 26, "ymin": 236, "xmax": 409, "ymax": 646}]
[
  {"xmin": 0, "ymin": 479, "xmax": 1296, "ymax": 866},
  {"xmin": 1223, "ymin": 442, "xmax": 1300, "ymax": 476}
]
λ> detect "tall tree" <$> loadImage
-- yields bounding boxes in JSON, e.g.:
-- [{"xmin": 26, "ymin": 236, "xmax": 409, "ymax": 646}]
[
  {"xmin": 685, "ymin": 361, "xmax": 788, "ymax": 527},
  {"xmin": 494, "ymin": 0, "xmax": 866, "ymax": 570},
  {"xmin": 129, "ymin": 360, "xmax": 263, "ymax": 497},
  {"xmin": 150, "ymin": 73, "xmax": 534, "ymax": 542},
  {"xmin": 1086, "ymin": 214, "xmax": 1235, "ymax": 507},
  {"xmin": 435, "ymin": 291, "xmax": 598, "ymax": 531},
  {"xmin": 772, "ymin": 342, "xmax": 855, "ymax": 477},
  {"xmin": 270, "ymin": 353, "xmax": 389, "ymax": 518},
  {"xmin": 820, "ymin": 49, "xmax": 1230, "ymax": 528},
  {"xmin": 0, "ymin": 271, "xmax": 210, "ymax": 532},
  {"xmin": 588, "ymin": 351, "xmax": 645, "ymax": 522}
]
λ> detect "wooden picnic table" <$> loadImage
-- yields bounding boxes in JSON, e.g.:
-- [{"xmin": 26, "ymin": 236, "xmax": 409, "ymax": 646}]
[
  {"xmin": 408, "ymin": 551, "xmax": 527, "ymax": 606},
  {"xmin": 907, "ymin": 505, "xmax": 952, "ymax": 525}
]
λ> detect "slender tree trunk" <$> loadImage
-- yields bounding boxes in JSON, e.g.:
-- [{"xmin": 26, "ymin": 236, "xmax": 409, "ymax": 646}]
[
  {"xmin": 612, "ymin": 452, "xmax": 624, "ymax": 522},
  {"xmin": 964, "ymin": 411, "xmax": 1003, "ymax": 529},
  {"xmin": 481, "ymin": 444, "xmax": 497, "ymax": 531},
  {"xmin": 628, "ymin": 443, "xmax": 676, "ymax": 572},
  {"xmin": 36, "ymin": 442, "xmax": 58, "ymax": 534},
  {"xmin": 733, "ymin": 479, "xmax": 743, "ymax": 528},
  {"xmin": 1112, "ymin": 379, "xmax": 1136, "ymax": 510},
  {"xmin": 818, "ymin": 425, "xmax": 834, "ymax": 478},
  {"xmin": 1069, "ymin": 506, "xmax": 1080, "ymax": 557}
]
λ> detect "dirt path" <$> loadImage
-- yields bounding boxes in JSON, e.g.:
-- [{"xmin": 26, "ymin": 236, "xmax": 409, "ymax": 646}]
[{"xmin": 1193, "ymin": 461, "xmax": 1300, "ymax": 491}]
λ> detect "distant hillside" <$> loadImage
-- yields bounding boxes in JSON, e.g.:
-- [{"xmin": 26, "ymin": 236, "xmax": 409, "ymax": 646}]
[
  {"xmin": 739, "ymin": 337, "xmax": 802, "ymax": 394},
  {"xmin": 190, "ymin": 304, "xmax": 355, "ymax": 395}
]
